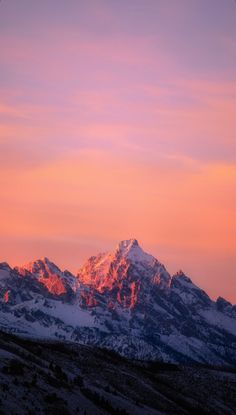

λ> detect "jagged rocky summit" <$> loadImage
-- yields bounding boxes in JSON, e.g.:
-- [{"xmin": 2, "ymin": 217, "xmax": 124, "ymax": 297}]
[{"xmin": 0, "ymin": 239, "xmax": 236, "ymax": 365}]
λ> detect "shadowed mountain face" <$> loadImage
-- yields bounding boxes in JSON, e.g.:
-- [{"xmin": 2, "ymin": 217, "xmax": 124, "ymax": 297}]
[
  {"xmin": 0, "ymin": 331, "xmax": 236, "ymax": 415},
  {"xmin": 0, "ymin": 240, "xmax": 236, "ymax": 366}
]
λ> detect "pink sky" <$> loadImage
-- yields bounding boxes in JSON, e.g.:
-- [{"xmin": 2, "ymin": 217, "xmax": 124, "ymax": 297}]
[{"xmin": 0, "ymin": 0, "xmax": 236, "ymax": 303}]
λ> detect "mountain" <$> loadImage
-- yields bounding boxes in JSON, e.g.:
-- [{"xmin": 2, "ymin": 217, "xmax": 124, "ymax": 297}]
[
  {"xmin": 0, "ymin": 331, "xmax": 236, "ymax": 415},
  {"xmin": 0, "ymin": 239, "xmax": 236, "ymax": 366},
  {"xmin": 15, "ymin": 257, "xmax": 77, "ymax": 295},
  {"xmin": 77, "ymin": 239, "xmax": 171, "ymax": 307}
]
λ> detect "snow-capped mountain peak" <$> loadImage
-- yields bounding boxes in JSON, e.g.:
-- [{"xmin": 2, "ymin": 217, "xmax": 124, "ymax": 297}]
[
  {"xmin": 15, "ymin": 257, "xmax": 76, "ymax": 296},
  {"xmin": 117, "ymin": 238, "xmax": 139, "ymax": 250},
  {"xmin": 77, "ymin": 239, "xmax": 171, "ymax": 309},
  {"xmin": 15, "ymin": 257, "xmax": 61, "ymax": 277},
  {"xmin": 115, "ymin": 238, "xmax": 156, "ymax": 266}
]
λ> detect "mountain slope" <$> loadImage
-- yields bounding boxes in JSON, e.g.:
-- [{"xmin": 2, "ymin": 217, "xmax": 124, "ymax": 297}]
[
  {"xmin": 0, "ymin": 240, "xmax": 236, "ymax": 366},
  {"xmin": 0, "ymin": 331, "xmax": 236, "ymax": 415}
]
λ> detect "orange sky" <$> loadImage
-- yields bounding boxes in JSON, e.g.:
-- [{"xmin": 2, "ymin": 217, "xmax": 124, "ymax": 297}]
[{"xmin": 0, "ymin": 0, "xmax": 236, "ymax": 302}]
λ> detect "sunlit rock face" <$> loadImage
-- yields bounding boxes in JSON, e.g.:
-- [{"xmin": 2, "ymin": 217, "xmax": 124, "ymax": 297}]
[
  {"xmin": 15, "ymin": 257, "xmax": 76, "ymax": 296},
  {"xmin": 0, "ymin": 239, "xmax": 236, "ymax": 366},
  {"xmin": 77, "ymin": 239, "xmax": 171, "ymax": 308},
  {"xmin": 3, "ymin": 290, "xmax": 10, "ymax": 303}
]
